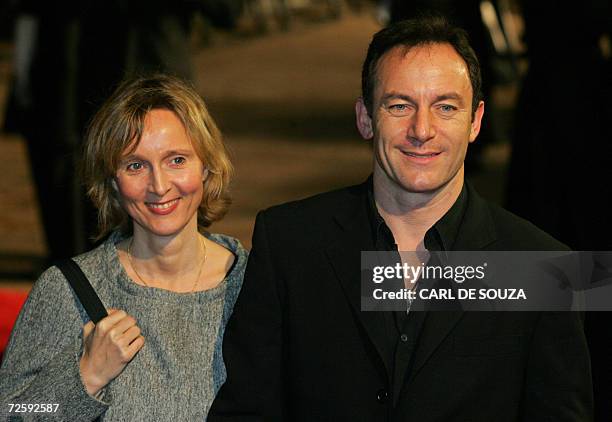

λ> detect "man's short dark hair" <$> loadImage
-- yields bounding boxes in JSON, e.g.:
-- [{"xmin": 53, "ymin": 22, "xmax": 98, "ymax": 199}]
[{"xmin": 361, "ymin": 16, "xmax": 483, "ymax": 117}]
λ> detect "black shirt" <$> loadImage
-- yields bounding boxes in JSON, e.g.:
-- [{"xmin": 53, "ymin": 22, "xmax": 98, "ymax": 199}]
[
  {"xmin": 367, "ymin": 182, "xmax": 468, "ymax": 254},
  {"xmin": 366, "ymin": 179, "xmax": 468, "ymax": 402}
]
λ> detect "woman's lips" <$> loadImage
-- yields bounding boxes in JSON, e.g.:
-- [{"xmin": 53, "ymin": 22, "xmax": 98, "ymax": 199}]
[{"xmin": 145, "ymin": 198, "xmax": 180, "ymax": 215}]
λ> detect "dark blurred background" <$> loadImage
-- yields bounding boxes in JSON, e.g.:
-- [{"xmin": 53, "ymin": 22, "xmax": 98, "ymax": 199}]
[
  {"xmin": 0, "ymin": 0, "xmax": 537, "ymax": 279},
  {"xmin": 0, "ymin": 0, "xmax": 610, "ymax": 416}
]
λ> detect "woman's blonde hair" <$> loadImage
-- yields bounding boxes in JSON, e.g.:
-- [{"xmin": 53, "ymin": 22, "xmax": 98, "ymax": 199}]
[{"xmin": 82, "ymin": 74, "xmax": 233, "ymax": 239}]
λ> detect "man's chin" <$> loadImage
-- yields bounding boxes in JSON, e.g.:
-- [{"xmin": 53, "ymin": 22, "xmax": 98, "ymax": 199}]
[
  {"xmin": 394, "ymin": 168, "xmax": 464, "ymax": 195},
  {"xmin": 395, "ymin": 178, "xmax": 446, "ymax": 195}
]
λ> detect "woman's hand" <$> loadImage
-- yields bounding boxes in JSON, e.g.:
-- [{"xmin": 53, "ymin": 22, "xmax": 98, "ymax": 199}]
[{"xmin": 79, "ymin": 309, "xmax": 145, "ymax": 396}]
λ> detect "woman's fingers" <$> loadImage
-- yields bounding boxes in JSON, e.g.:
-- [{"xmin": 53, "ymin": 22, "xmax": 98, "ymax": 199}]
[
  {"xmin": 108, "ymin": 315, "xmax": 138, "ymax": 340},
  {"xmin": 84, "ymin": 309, "xmax": 142, "ymax": 351},
  {"xmin": 126, "ymin": 335, "xmax": 145, "ymax": 356},
  {"xmin": 118, "ymin": 334, "xmax": 145, "ymax": 363},
  {"xmin": 79, "ymin": 309, "xmax": 144, "ymax": 395},
  {"xmin": 95, "ymin": 309, "xmax": 128, "ymax": 335},
  {"xmin": 118, "ymin": 325, "xmax": 142, "ymax": 347},
  {"xmin": 83, "ymin": 321, "xmax": 95, "ymax": 339}
]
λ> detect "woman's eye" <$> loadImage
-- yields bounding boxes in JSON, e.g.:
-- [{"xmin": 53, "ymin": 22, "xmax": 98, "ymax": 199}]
[
  {"xmin": 126, "ymin": 162, "xmax": 143, "ymax": 172},
  {"xmin": 171, "ymin": 156, "xmax": 186, "ymax": 166}
]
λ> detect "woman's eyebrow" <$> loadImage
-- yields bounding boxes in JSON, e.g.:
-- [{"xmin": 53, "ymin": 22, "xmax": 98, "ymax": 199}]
[
  {"xmin": 120, "ymin": 153, "xmax": 141, "ymax": 162},
  {"xmin": 164, "ymin": 149, "xmax": 193, "ymax": 157}
]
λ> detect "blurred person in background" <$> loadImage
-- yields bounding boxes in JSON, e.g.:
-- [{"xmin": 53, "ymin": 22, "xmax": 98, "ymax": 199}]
[
  {"xmin": 506, "ymin": 1, "xmax": 611, "ymax": 419},
  {"xmin": 0, "ymin": 75, "xmax": 246, "ymax": 421},
  {"xmin": 507, "ymin": 1, "xmax": 611, "ymax": 252},
  {"xmin": 4, "ymin": 0, "xmax": 197, "ymax": 263}
]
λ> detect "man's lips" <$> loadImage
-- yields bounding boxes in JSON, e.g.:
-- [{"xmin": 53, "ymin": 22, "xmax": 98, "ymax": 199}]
[
  {"xmin": 403, "ymin": 151, "xmax": 441, "ymax": 157},
  {"xmin": 399, "ymin": 150, "xmax": 442, "ymax": 162},
  {"xmin": 145, "ymin": 198, "xmax": 180, "ymax": 215}
]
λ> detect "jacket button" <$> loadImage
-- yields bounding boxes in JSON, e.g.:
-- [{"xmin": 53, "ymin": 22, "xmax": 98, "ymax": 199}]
[{"xmin": 376, "ymin": 389, "xmax": 389, "ymax": 404}]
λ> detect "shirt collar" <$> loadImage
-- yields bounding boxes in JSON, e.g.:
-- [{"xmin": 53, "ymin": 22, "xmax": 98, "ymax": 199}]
[{"xmin": 367, "ymin": 177, "xmax": 468, "ymax": 252}]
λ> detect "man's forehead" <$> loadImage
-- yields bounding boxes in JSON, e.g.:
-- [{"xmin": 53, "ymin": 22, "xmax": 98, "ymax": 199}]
[
  {"xmin": 374, "ymin": 43, "xmax": 472, "ymax": 95},
  {"xmin": 379, "ymin": 43, "xmax": 468, "ymax": 75}
]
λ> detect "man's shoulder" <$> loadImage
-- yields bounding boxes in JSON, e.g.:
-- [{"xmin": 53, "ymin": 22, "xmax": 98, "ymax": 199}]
[{"xmin": 481, "ymin": 198, "xmax": 570, "ymax": 251}]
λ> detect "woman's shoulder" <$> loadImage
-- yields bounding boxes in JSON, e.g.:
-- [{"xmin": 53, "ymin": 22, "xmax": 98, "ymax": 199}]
[
  {"xmin": 35, "ymin": 236, "xmax": 109, "ymax": 292},
  {"xmin": 48, "ymin": 232, "xmax": 123, "ymax": 297},
  {"xmin": 22, "ymin": 244, "xmax": 107, "ymax": 326},
  {"xmin": 205, "ymin": 232, "xmax": 248, "ymax": 290},
  {"xmin": 206, "ymin": 232, "xmax": 248, "ymax": 267},
  {"xmin": 205, "ymin": 232, "xmax": 247, "ymax": 257}
]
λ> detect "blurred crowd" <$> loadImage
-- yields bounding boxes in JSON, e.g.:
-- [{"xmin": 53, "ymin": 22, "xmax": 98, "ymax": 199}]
[
  {"xmin": 0, "ymin": 0, "xmax": 371, "ymax": 263},
  {"xmin": 2, "ymin": 0, "xmax": 609, "ymax": 261},
  {"xmin": 0, "ymin": 0, "xmax": 611, "ymax": 418}
]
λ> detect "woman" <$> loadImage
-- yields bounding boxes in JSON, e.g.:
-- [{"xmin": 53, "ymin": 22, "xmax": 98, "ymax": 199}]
[{"xmin": 0, "ymin": 75, "xmax": 247, "ymax": 420}]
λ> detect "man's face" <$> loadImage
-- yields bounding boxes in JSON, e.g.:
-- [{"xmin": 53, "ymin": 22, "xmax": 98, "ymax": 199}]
[{"xmin": 356, "ymin": 43, "xmax": 484, "ymax": 194}]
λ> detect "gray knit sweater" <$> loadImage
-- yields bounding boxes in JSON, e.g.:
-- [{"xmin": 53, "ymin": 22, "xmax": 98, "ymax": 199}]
[{"xmin": 0, "ymin": 232, "xmax": 247, "ymax": 421}]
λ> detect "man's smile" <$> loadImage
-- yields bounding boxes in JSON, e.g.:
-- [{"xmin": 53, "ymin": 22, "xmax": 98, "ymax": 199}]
[{"xmin": 399, "ymin": 149, "xmax": 442, "ymax": 163}]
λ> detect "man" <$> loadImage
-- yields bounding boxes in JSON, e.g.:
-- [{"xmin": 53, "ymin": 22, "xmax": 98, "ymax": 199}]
[{"xmin": 209, "ymin": 17, "xmax": 592, "ymax": 421}]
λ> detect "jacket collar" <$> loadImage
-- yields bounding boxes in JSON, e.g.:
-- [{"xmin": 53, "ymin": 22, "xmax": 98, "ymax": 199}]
[
  {"xmin": 324, "ymin": 177, "xmax": 498, "ymax": 382},
  {"xmin": 324, "ymin": 180, "xmax": 391, "ymax": 377}
]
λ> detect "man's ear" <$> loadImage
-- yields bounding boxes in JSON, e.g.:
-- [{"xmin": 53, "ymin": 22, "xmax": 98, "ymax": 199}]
[
  {"xmin": 355, "ymin": 97, "xmax": 374, "ymax": 140},
  {"xmin": 468, "ymin": 100, "xmax": 485, "ymax": 143}
]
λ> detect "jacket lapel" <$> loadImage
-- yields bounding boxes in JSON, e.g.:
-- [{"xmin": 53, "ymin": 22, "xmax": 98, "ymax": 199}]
[
  {"xmin": 410, "ymin": 183, "xmax": 498, "ymax": 380},
  {"xmin": 324, "ymin": 182, "xmax": 393, "ymax": 379},
  {"xmin": 321, "ymin": 181, "xmax": 499, "ymax": 390}
]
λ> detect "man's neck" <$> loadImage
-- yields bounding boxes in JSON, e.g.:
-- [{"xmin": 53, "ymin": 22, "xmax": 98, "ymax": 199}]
[{"xmin": 373, "ymin": 169, "xmax": 464, "ymax": 251}]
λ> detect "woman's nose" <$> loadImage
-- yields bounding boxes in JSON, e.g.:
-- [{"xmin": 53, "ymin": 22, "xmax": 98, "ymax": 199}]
[{"xmin": 149, "ymin": 167, "xmax": 171, "ymax": 196}]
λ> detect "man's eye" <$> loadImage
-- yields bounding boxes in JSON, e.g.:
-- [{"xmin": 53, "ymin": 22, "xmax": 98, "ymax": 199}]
[
  {"xmin": 387, "ymin": 104, "xmax": 411, "ymax": 116},
  {"xmin": 439, "ymin": 104, "xmax": 457, "ymax": 113},
  {"xmin": 171, "ymin": 156, "xmax": 186, "ymax": 166}
]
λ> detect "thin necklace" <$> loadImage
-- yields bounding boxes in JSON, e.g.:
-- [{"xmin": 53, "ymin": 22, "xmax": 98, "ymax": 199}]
[{"xmin": 127, "ymin": 236, "xmax": 207, "ymax": 293}]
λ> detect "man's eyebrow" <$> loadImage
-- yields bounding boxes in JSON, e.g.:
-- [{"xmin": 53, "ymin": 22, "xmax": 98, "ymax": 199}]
[
  {"xmin": 381, "ymin": 92, "xmax": 416, "ymax": 103},
  {"xmin": 380, "ymin": 92, "xmax": 466, "ymax": 106},
  {"xmin": 434, "ymin": 92, "xmax": 465, "ymax": 105}
]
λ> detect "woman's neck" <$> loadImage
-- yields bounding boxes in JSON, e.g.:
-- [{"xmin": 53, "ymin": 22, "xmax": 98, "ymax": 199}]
[{"xmin": 127, "ymin": 217, "xmax": 206, "ymax": 290}]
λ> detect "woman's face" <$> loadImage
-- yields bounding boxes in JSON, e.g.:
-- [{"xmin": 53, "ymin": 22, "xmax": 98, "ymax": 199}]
[{"xmin": 115, "ymin": 109, "xmax": 205, "ymax": 238}]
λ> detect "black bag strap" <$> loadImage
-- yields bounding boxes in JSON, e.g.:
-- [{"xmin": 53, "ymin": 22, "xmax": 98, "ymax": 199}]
[{"xmin": 55, "ymin": 259, "xmax": 108, "ymax": 324}]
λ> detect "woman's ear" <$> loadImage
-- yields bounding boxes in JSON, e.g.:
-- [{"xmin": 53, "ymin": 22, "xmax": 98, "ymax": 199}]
[
  {"xmin": 202, "ymin": 168, "xmax": 209, "ymax": 181},
  {"xmin": 111, "ymin": 179, "xmax": 119, "ymax": 191}
]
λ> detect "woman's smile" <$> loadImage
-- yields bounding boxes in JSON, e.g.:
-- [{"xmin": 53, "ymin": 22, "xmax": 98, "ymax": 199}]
[{"xmin": 145, "ymin": 198, "xmax": 181, "ymax": 215}]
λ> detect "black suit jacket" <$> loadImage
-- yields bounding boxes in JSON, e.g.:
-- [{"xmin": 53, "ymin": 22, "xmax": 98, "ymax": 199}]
[{"xmin": 209, "ymin": 180, "xmax": 592, "ymax": 421}]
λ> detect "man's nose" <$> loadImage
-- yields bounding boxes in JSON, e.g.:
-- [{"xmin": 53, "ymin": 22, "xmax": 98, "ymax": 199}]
[
  {"xmin": 408, "ymin": 108, "xmax": 436, "ymax": 144},
  {"xmin": 149, "ymin": 166, "xmax": 171, "ymax": 196}
]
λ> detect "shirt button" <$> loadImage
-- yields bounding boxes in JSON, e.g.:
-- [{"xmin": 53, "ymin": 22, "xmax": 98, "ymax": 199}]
[
  {"xmin": 400, "ymin": 334, "xmax": 408, "ymax": 342},
  {"xmin": 376, "ymin": 389, "xmax": 389, "ymax": 404}
]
